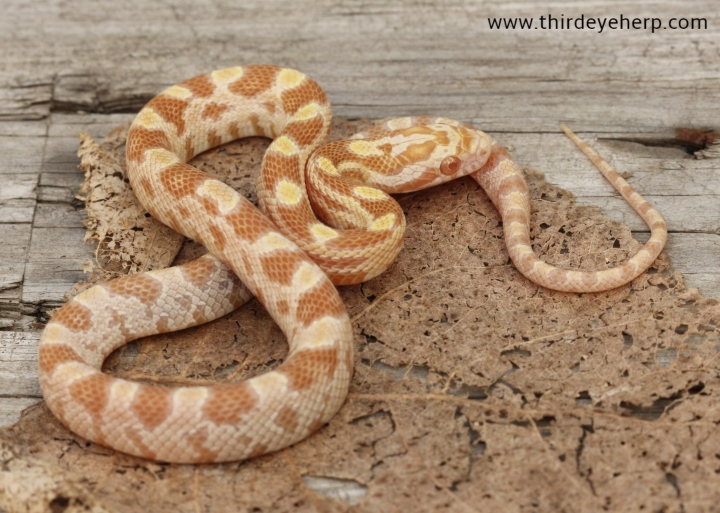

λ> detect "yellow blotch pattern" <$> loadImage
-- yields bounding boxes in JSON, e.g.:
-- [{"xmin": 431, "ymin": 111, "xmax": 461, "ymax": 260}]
[
  {"xmin": 276, "ymin": 180, "xmax": 302, "ymax": 205},
  {"xmin": 273, "ymin": 136, "xmax": 299, "ymax": 156},
  {"xmin": 369, "ymin": 213, "xmax": 396, "ymax": 231},
  {"xmin": 211, "ymin": 67, "xmax": 244, "ymax": 84},
  {"xmin": 276, "ymin": 68, "xmax": 306, "ymax": 89}
]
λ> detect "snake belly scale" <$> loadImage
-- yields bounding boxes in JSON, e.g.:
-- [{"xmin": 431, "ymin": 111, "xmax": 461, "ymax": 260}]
[{"xmin": 38, "ymin": 65, "xmax": 667, "ymax": 463}]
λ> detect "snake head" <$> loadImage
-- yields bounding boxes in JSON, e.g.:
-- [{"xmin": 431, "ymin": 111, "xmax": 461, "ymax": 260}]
[
  {"xmin": 431, "ymin": 119, "xmax": 495, "ymax": 178},
  {"xmin": 384, "ymin": 118, "xmax": 493, "ymax": 182},
  {"xmin": 343, "ymin": 117, "xmax": 494, "ymax": 193}
]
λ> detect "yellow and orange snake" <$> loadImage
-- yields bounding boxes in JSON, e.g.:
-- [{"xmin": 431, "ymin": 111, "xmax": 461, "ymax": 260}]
[{"xmin": 38, "ymin": 65, "xmax": 667, "ymax": 463}]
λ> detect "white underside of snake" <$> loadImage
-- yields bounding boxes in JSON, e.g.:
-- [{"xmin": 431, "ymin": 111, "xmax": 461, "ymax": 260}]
[{"xmin": 38, "ymin": 65, "xmax": 667, "ymax": 463}]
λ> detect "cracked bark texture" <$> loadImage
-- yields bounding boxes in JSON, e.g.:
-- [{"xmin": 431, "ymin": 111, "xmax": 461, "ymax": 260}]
[{"xmin": 2, "ymin": 119, "xmax": 720, "ymax": 513}]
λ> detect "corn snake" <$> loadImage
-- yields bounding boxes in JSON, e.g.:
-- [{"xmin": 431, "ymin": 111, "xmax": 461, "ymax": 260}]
[{"xmin": 38, "ymin": 65, "xmax": 667, "ymax": 463}]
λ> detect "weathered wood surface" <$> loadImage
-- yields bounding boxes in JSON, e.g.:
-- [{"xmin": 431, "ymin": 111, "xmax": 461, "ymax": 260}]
[{"xmin": 0, "ymin": 0, "xmax": 718, "ymax": 428}]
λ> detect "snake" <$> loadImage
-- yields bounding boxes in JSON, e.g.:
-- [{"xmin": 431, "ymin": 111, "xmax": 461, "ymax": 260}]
[{"xmin": 37, "ymin": 65, "xmax": 667, "ymax": 463}]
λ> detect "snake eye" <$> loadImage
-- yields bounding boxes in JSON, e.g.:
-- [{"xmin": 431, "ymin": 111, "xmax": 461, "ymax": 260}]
[{"xmin": 440, "ymin": 156, "xmax": 462, "ymax": 175}]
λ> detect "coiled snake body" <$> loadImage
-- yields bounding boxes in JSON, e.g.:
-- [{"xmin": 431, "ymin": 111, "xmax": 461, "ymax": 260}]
[{"xmin": 38, "ymin": 66, "xmax": 667, "ymax": 463}]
